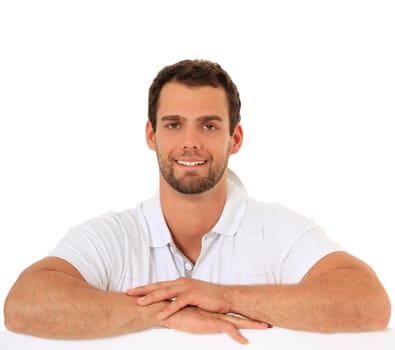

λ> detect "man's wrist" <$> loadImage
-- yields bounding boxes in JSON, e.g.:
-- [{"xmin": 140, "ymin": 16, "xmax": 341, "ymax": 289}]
[
  {"xmin": 224, "ymin": 285, "xmax": 239, "ymax": 314},
  {"xmin": 127, "ymin": 294, "xmax": 171, "ymax": 330},
  {"xmin": 151, "ymin": 300, "xmax": 172, "ymax": 327}
]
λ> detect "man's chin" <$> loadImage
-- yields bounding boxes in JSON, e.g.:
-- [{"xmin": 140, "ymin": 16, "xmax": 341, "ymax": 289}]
[{"xmin": 169, "ymin": 177, "xmax": 212, "ymax": 195}]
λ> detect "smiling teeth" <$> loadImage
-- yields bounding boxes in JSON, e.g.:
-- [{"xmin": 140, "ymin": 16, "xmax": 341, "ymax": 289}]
[{"xmin": 177, "ymin": 160, "xmax": 206, "ymax": 166}]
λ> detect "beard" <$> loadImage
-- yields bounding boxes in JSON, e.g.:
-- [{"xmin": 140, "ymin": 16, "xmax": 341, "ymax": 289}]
[{"xmin": 156, "ymin": 147, "xmax": 231, "ymax": 195}]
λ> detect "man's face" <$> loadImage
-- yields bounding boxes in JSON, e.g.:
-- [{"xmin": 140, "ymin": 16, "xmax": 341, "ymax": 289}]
[{"xmin": 146, "ymin": 81, "xmax": 242, "ymax": 194}]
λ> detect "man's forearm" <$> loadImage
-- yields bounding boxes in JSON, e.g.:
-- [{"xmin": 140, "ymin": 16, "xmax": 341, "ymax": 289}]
[
  {"xmin": 4, "ymin": 270, "xmax": 166, "ymax": 338},
  {"xmin": 228, "ymin": 268, "xmax": 391, "ymax": 332},
  {"xmin": 126, "ymin": 252, "xmax": 391, "ymax": 333}
]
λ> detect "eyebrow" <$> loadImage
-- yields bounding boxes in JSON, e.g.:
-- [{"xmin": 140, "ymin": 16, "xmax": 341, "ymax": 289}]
[{"xmin": 159, "ymin": 114, "xmax": 224, "ymax": 122}]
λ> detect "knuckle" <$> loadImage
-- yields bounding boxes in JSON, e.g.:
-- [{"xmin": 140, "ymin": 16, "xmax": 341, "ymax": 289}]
[{"xmin": 223, "ymin": 322, "xmax": 236, "ymax": 333}]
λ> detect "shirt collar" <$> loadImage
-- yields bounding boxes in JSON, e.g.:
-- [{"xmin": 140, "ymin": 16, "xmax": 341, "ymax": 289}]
[
  {"xmin": 141, "ymin": 169, "xmax": 248, "ymax": 247},
  {"xmin": 140, "ymin": 192, "xmax": 172, "ymax": 248},
  {"xmin": 211, "ymin": 169, "xmax": 248, "ymax": 236}
]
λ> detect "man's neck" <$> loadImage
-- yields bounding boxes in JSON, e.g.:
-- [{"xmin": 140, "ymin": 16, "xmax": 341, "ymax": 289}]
[{"xmin": 159, "ymin": 175, "xmax": 228, "ymax": 263}]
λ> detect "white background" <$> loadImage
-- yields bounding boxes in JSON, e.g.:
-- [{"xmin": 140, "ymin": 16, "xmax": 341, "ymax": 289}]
[{"xmin": 0, "ymin": 0, "xmax": 394, "ymax": 329}]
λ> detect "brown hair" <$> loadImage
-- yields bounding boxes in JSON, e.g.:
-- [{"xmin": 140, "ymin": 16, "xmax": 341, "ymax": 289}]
[{"xmin": 148, "ymin": 59, "xmax": 241, "ymax": 135}]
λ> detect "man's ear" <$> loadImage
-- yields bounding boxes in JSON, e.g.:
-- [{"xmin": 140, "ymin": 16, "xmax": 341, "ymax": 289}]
[
  {"xmin": 230, "ymin": 123, "xmax": 243, "ymax": 155},
  {"xmin": 145, "ymin": 120, "xmax": 156, "ymax": 151}
]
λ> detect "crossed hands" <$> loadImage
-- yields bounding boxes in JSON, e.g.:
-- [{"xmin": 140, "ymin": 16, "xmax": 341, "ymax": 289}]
[{"xmin": 127, "ymin": 277, "xmax": 270, "ymax": 344}]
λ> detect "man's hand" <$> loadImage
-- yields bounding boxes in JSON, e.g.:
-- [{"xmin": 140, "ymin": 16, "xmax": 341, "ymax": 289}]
[
  {"xmin": 127, "ymin": 277, "xmax": 232, "ymax": 319},
  {"xmin": 158, "ymin": 305, "xmax": 270, "ymax": 345},
  {"xmin": 128, "ymin": 278, "xmax": 271, "ymax": 344}
]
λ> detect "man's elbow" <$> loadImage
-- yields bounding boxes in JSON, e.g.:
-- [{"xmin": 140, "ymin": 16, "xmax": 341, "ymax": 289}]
[
  {"xmin": 4, "ymin": 292, "xmax": 26, "ymax": 334},
  {"xmin": 372, "ymin": 298, "xmax": 391, "ymax": 331},
  {"xmin": 362, "ymin": 290, "xmax": 392, "ymax": 331}
]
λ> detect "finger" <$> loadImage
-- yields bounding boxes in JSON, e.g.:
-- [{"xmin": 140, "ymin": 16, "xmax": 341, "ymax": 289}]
[
  {"xmin": 225, "ymin": 314, "xmax": 270, "ymax": 330},
  {"xmin": 239, "ymin": 320, "xmax": 270, "ymax": 330},
  {"xmin": 126, "ymin": 288, "xmax": 144, "ymax": 296},
  {"xmin": 126, "ymin": 282, "xmax": 164, "ymax": 296},
  {"xmin": 223, "ymin": 323, "xmax": 249, "ymax": 345},
  {"xmin": 137, "ymin": 287, "xmax": 184, "ymax": 306},
  {"xmin": 158, "ymin": 298, "xmax": 189, "ymax": 320}
]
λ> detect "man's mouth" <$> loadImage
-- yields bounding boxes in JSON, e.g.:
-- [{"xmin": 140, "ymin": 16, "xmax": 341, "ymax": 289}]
[{"xmin": 176, "ymin": 160, "xmax": 207, "ymax": 166}]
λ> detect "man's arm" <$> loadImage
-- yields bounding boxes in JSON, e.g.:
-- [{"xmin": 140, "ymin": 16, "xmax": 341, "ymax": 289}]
[
  {"xmin": 228, "ymin": 252, "xmax": 391, "ymax": 332},
  {"xmin": 128, "ymin": 252, "xmax": 392, "ymax": 332},
  {"xmin": 4, "ymin": 257, "xmax": 166, "ymax": 338},
  {"xmin": 4, "ymin": 257, "xmax": 267, "ymax": 343}
]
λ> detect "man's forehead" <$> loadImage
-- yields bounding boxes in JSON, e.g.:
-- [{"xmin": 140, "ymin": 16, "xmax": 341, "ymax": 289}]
[{"xmin": 156, "ymin": 82, "xmax": 230, "ymax": 124}]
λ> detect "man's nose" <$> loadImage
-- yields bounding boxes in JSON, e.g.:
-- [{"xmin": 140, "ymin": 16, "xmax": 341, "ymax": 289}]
[{"xmin": 182, "ymin": 129, "xmax": 202, "ymax": 150}]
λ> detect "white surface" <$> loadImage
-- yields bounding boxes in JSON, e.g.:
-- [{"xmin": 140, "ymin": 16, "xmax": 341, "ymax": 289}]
[
  {"xmin": 1, "ymin": 0, "xmax": 394, "ymax": 329},
  {"xmin": 1, "ymin": 328, "xmax": 395, "ymax": 350}
]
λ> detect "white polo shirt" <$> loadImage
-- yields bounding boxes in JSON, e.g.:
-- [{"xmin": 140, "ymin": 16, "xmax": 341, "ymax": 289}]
[{"xmin": 49, "ymin": 171, "xmax": 342, "ymax": 291}]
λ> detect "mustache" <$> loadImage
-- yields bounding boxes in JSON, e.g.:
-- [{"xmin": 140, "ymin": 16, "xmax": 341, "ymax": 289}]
[{"xmin": 174, "ymin": 151, "xmax": 206, "ymax": 158}]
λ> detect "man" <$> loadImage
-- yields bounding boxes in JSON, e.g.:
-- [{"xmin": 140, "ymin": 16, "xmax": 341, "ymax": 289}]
[{"xmin": 4, "ymin": 59, "xmax": 391, "ymax": 344}]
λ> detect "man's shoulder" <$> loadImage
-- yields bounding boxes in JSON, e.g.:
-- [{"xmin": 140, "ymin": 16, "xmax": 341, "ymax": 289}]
[
  {"xmin": 68, "ymin": 205, "xmax": 146, "ymax": 241},
  {"xmin": 241, "ymin": 199, "xmax": 318, "ymax": 236}
]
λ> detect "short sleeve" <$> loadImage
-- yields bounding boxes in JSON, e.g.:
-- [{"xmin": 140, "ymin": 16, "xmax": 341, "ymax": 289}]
[
  {"xmin": 48, "ymin": 213, "xmax": 125, "ymax": 290},
  {"xmin": 263, "ymin": 203, "xmax": 343, "ymax": 284}
]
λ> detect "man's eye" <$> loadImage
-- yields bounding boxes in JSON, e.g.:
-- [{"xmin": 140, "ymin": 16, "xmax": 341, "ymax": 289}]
[
  {"xmin": 167, "ymin": 123, "xmax": 179, "ymax": 129},
  {"xmin": 203, "ymin": 124, "xmax": 216, "ymax": 131}
]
